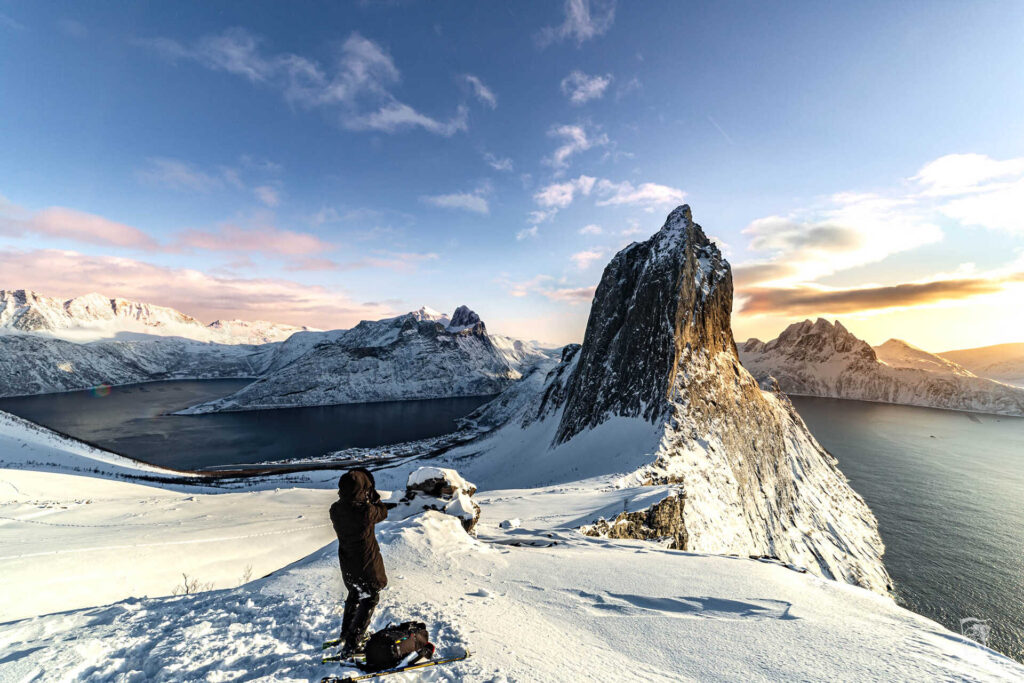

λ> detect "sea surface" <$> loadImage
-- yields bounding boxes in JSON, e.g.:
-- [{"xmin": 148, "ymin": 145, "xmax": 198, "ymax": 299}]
[
  {"xmin": 0, "ymin": 380, "xmax": 491, "ymax": 470},
  {"xmin": 791, "ymin": 396, "xmax": 1024, "ymax": 662}
]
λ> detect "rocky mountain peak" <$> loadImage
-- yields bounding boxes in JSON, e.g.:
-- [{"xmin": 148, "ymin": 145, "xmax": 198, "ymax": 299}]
[
  {"xmin": 448, "ymin": 305, "xmax": 485, "ymax": 334},
  {"xmin": 555, "ymin": 205, "xmax": 734, "ymax": 442}
]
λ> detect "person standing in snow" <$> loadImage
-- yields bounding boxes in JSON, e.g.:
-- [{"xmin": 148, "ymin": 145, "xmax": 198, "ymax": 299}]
[{"xmin": 329, "ymin": 468, "xmax": 390, "ymax": 656}]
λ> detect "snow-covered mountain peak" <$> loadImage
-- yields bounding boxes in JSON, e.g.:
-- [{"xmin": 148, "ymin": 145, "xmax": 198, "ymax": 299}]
[
  {"xmin": 447, "ymin": 305, "xmax": 484, "ymax": 333},
  {"xmin": 410, "ymin": 306, "xmax": 450, "ymax": 324},
  {"xmin": 447, "ymin": 205, "xmax": 892, "ymax": 594},
  {"xmin": 873, "ymin": 338, "xmax": 976, "ymax": 376}
]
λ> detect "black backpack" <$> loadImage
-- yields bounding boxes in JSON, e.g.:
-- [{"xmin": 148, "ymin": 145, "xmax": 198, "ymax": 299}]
[{"xmin": 363, "ymin": 621, "xmax": 435, "ymax": 672}]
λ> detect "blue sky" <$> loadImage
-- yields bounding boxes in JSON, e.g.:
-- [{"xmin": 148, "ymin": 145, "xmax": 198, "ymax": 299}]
[{"xmin": 2, "ymin": 1, "xmax": 1023, "ymax": 348}]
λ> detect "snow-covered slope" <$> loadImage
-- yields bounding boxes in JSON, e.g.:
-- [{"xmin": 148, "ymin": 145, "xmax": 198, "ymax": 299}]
[
  {"xmin": 427, "ymin": 206, "xmax": 892, "ymax": 594},
  {"xmin": 740, "ymin": 319, "xmax": 1024, "ymax": 416},
  {"xmin": 940, "ymin": 342, "xmax": 1024, "ymax": 388},
  {"xmin": 3, "ymin": 483, "xmax": 1021, "ymax": 681},
  {"xmin": 182, "ymin": 306, "xmax": 520, "ymax": 413},
  {"xmin": 0, "ymin": 289, "xmax": 310, "ymax": 344}
]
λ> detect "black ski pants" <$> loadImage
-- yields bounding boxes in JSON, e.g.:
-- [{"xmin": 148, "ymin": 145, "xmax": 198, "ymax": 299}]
[{"xmin": 341, "ymin": 573, "xmax": 380, "ymax": 647}]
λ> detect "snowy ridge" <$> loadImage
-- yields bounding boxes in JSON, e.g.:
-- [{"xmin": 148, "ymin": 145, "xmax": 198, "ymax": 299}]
[
  {"xmin": 940, "ymin": 342, "xmax": 1024, "ymax": 388},
  {"xmin": 740, "ymin": 319, "xmax": 1024, "ymax": 416},
  {"xmin": 429, "ymin": 206, "xmax": 892, "ymax": 594},
  {"xmin": 0, "ymin": 289, "xmax": 311, "ymax": 344},
  {"xmin": 180, "ymin": 307, "xmax": 521, "ymax": 413}
]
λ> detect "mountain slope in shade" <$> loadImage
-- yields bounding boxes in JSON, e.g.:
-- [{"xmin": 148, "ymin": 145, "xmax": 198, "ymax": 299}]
[
  {"xmin": 429, "ymin": 206, "xmax": 892, "ymax": 594},
  {"xmin": 740, "ymin": 320, "xmax": 1024, "ymax": 416},
  {"xmin": 939, "ymin": 343, "xmax": 1024, "ymax": 388},
  {"xmin": 0, "ymin": 289, "xmax": 311, "ymax": 344},
  {"xmin": 181, "ymin": 307, "xmax": 523, "ymax": 413}
]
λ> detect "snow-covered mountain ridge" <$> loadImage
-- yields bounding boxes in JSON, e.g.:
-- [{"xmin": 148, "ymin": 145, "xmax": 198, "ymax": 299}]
[
  {"xmin": 939, "ymin": 342, "xmax": 1024, "ymax": 388},
  {"xmin": 0, "ymin": 290, "xmax": 550, "ymax": 402},
  {"xmin": 740, "ymin": 319, "xmax": 1024, "ymax": 416},
  {"xmin": 428, "ymin": 205, "xmax": 892, "ymax": 594},
  {"xmin": 0, "ymin": 289, "xmax": 311, "ymax": 344},
  {"xmin": 180, "ymin": 305, "xmax": 545, "ymax": 413}
]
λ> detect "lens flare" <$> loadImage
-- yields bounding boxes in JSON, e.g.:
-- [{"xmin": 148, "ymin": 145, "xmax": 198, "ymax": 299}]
[{"xmin": 91, "ymin": 383, "xmax": 112, "ymax": 398}]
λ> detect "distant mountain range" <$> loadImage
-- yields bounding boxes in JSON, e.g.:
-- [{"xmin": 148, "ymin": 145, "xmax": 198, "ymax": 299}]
[
  {"xmin": 740, "ymin": 319, "xmax": 1024, "ymax": 416},
  {"xmin": 0, "ymin": 289, "xmax": 551, "ymax": 404},
  {"xmin": 938, "ymin": 343, "xmax": 1024, "ymax": 388}
]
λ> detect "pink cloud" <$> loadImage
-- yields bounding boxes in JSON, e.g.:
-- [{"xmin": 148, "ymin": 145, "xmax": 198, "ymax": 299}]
[
  {"xmin": 0, "ymin": 248, "xmax": 394, "ymax": 329},
  {"xmin": 177, "ymin": 223, "xmax": 334, "ymax": 256},
  {"xmin": 0, "ymin": 204, "xmax": 159, "ymax": 249}
]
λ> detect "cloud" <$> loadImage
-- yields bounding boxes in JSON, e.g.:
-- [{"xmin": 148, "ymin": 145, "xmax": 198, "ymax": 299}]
[
  {"xmin": 537, "ymin": 0, "xmax": 616, "ymax": 48},
  {"xmin": 483, "ymin": 152, "xmax": 514, "ymax": 172},
  {"xmin": 0, "ymin": 201, "xmax": 159, "ymax": 250},
  {"xmin": 939, "ymin": 177, "xmax": 1024, "ymax": 233},
  {"xmin": 421, "ymin": 191, "xmax": 489, "ymax": 214},
  {"xmin": 570, "ymin": 248, "xmax": 605, "ymax": 270},
  {"xmin": 176, "ymin": 222, "xmax": 334, "ymax": 256},
  {"xmin": 137, "ymin": 158, "xmax": 229, "ymax": 192},
  {"xmin": 912, "ymin": 153, "xmax": 1024, "ymax": 197},
  {"xmin": 253, "ymin": 185, "xmax": 281, "ymax": 207},
  {"xmin": 739, "ymin": 274, "xmax": 1023, "ymax": 317},
  {"xmin": 516, "ymin": 226, "xmax": 539, "ymax": 240},
  {"xmin": 0, "ymin": 247, "xmax": 394, "ymax": 329},
  {"xmin": 138, "ymin": 29, "xmax": 467, "ymax": 136},
  {"xmin": 579, "ymin": 224, "xmax": 602, "ymax": 235},
  {"xmin": 560, "ymin": 70, "xmax": 612, "ymax": 105},
  {"xmin": 543, "ymin": 285, "xmax": 597, "ymax": 303},
  {"xmin": 533, "ymin": 175, "xmax": 597, "ymax": 210},
  {"xmin": 0, "ymin": 12, "xmax": 26, "ymax": 31},
  {"xmin": 543, "ymin": 123, "xmax": 609, "ymax": 172},
  {"xmin": 594, "ymin": 179, "xmax": 686, "ymax": 208},
  {"xmin": 460, "ymin": 74, "xmax": 497, "ymax": 108}
]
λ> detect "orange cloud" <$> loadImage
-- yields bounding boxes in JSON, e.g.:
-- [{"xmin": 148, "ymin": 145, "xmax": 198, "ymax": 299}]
[
  {"xmin": 0, "ymin": 204, "xmax": 159, "ymax": 249},
  {"xmin": 177, "ymin": 223, "xmax": 333, "ymax": 256},
  {"xmin": 739, "ymin": 275, "xmax": 1021, "ymax": 317}
]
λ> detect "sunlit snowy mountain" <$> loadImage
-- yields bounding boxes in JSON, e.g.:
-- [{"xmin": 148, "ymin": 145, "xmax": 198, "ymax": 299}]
[
  {"xmin": 939, "ymin": 342, "xmax": 1024, "ymax": 388},
  {"xmin": 740, "ymin": 319, "xmax": 1024, "ymax": 416}
]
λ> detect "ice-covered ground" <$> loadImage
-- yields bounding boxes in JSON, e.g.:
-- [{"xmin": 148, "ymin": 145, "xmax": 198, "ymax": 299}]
[{"xmin": 2, "ymin": 413, "xmax": 1023, "ymax": 681}]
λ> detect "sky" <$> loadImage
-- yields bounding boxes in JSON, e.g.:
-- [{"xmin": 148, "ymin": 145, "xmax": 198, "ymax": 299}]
[{"xmin": 1, "ymin": 1, "xmax": 1023, "ymax": 351}]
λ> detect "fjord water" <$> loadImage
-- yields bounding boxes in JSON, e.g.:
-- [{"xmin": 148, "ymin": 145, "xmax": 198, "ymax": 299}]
[
  {"xmin": 792, "ymin": 397, "xmax": 1024, "ymax": 662},
  {"xmin": 0, "ymin": 380, "xmax": 491, "ymax": 470}
]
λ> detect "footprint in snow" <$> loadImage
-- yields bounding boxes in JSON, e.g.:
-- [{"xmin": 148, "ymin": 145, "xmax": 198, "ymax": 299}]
[{"xmin": 559, "ymin": 589, "xmax": 796, "ymax": 621}]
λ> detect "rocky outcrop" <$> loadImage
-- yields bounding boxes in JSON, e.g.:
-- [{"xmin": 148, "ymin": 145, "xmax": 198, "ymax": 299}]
[
  {"xmin": 740, "ymin": 319, "xmax": 1024, "ymax": 416},
  {"xmin": 451, "ymin": 206, "xmax": 892, "ymax": 594},
  {"xmin": 581, "ymin": 491, "xmax": 687, "ymax": 549},
  {"xmin": 392, "ymin": 467, "xmax": 481, "ymax": 535}
]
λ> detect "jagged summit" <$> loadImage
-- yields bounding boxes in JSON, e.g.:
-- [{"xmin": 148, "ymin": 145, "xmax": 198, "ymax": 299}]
[
  {"xmin": 741, "ymin": 319, "xmax": 1024, "ymax": 415},
  {"xmin": 447, "ymin": 305, "xmax": 484, "ymax": 333},
  {"xmin": 444, "ymin": 206, "xmax": 892, "ymax": 594}
]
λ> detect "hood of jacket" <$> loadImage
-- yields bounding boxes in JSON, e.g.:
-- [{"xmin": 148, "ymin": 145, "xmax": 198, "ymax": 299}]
[{"xmin": 337, "ymin": 468, "xmax": 376, "ymax": 502}]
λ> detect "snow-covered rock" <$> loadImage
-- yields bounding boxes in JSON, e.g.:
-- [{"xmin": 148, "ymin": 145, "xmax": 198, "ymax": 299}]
[
  {"xmin": 739, "ymin": 319, "xmax": 1024, "ymax": 416},
  {"xmin": 431, "ymin": 205, "xmax": 891, "ymax": 594},
  {"xmin": 391, "ymin": 466, "xmax": 481, "ymax": 534},
  {"xmin": 182, "ymin": 308, "xmax": 519, "ymax": 413},
  {"xmin": 940, "ymin": 342, "xmax": 1024, "ymax": 388}
]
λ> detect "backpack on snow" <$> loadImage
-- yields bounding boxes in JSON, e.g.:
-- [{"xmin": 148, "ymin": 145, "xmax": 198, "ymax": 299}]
[{"xmin": 362, "ymin": 621, "xmax": 435, "ymax": 672}]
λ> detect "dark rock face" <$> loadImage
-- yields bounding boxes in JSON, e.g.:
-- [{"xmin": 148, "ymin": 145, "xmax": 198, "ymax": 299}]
[
  {"xmin": 556, "ymin": 206, "xmax": 734, "ymax": 443},
  {"xmin": 449, "ymin": 305, "xmax": 484, "ymax": 333}
]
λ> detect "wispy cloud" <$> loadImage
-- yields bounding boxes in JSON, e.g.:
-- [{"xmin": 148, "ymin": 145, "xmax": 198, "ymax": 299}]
[
  {"xmin": 543, "ymin": 285, "xmax": 597, "ymax": 303},
  {"xmin": 138, "ymin": 29, "xmax": 467, "ymax": 136},
  {"xmin": 460, "ymin": 74, "xmax": 497, "ymax": 108},
  {"xmin": 0, "ymin": 12, "xmax": 26, "ymax": 31},
  {"xmin": 483, "ymin": 152, "xmax": 514, "ymax": 172},
  {"xmin": 0, "ymin": 247, "xmax": 394, "ymax": 329},
  {"xmin": 137, "ymin": 158, "xmax": 231, "ymax": 192},
  {"xmin": 177, "ymin": 221, "xmax": 333, "ymax": 256},
  {"xmin": 537, "ymin": 0, "xmax": 616, "ymax": 48},
  {"xmin": 579, "ymin": 224, "xmax": 602, "ymax": 235},
  {"xmin": 253, "ymin": 185, "xmax": 281, "ymax": 207},
  {"xmin": 560, "ymin": 71, "xmax": 612, "ymax": 104},
  {"xmin": 516, "ymin": 225, "xmax": 539, "ymax": 241},
  {"xmin": 0, "ymin": 199, "xmax": 158, "ymax": 250},
  {"xmin": 570, "ymin": 248, "xmax": 605, "ymax": 270},
  {"xmin": 533, "ymin": 175, "xmax": 597, "ymax": 213},
  {"xmin": 543, "ymin": 123, "xmax": 609, "ymax": 173},
  {"xmin": 421, "ymin": 191, "xmax": 490, "ymax": 214},
  {"xmin": 594, "ymin": 180, "xmax": 687, "ymax": 209}
]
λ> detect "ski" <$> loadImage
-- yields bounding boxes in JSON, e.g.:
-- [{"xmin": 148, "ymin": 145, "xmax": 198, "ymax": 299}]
[
  {"xmin": 321, "ymin": 652, "xmax": 365, "ymax": 664},
  {"xmin": 319, "ymin": 649, "xmax": 470, "ymax": 683},
  {"xmin": 321, "ymin": 637, "xmax": 343, "ymax": 651}
]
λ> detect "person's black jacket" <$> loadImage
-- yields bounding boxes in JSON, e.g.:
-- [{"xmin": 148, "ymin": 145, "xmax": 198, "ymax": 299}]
[{"xmin": 330, "ymin": 468, "xmax": 389, "ymax": 590}]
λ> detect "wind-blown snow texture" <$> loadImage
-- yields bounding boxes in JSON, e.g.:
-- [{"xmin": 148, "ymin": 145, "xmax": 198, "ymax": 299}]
[
  {"xmin": 434, "ymin": 206, "xmax": 892, "ymax": 594},
  {"xmin": 740, "ymin": 319, "xmax": 1024, "ymax": 416},
  {"xmin": 181, "ymin": 309, "xmax": 532, "ymax": 413}
]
